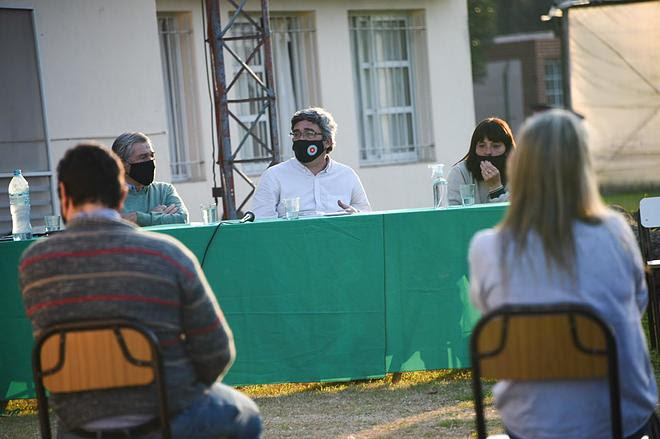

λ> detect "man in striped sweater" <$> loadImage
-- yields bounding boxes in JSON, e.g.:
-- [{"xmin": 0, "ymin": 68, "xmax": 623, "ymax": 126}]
[{"xmin": 19, "ymin": 143, "xmax": 261, "ymax": 439}]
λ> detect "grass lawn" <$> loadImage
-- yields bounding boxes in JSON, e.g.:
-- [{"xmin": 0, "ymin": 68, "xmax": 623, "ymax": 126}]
[
  {"xmin": 603, "ymin": 189, "xmax": 660, "ymax": 212},
  {"xmin": 3, "ymin": 353, "xmax": 659, "ymax": 438},
  {"xmin": 2, "ymin": 370, "xmax": 499, "ymax": 439},
  {"xmin": 5, "ymin": 317, "xmax": 658, "ymax": 438}
]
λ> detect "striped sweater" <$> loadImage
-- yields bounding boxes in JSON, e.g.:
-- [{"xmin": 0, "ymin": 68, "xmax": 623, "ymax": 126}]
[{"xmin": 19, "ymin": 215, "xmax": 235, "ymax": 430}]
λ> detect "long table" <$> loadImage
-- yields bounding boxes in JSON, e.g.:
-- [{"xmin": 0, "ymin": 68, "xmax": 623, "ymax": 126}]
[{"xmin": 0, "ymin": 204, "xmax": 506, "ymax": 400}]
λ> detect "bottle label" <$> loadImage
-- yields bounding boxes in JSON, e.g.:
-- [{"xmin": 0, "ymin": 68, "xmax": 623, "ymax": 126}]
[
  {"xmin": 9, "ymin": 192, "xmax": 32, "ymax": 235},
  {"xmin": 10, "ymin": 204, "xmax": 31, "ymax": 234},
  {"xmin": 9, "ymin": 193, "xmax": 30, "ymax": 206}
]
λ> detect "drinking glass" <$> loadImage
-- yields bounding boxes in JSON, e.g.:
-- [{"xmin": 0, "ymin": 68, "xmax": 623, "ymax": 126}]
[
  {"xmin": 459, "ymin": 184, "xmax": 476, "ymax": 206},
  {"xmin": 44, "ymin": 215, "xmax": 62, "ymax": 232},
  {"xmin": 283, "ymin": 197, "xmax": 300, "ymax": 220},
  {"xmin": 201, "ymin": 203, "xmax": 219, "ymax": 224}
]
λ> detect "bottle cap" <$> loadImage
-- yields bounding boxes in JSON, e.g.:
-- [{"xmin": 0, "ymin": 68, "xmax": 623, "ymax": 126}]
[{"xmin": 428, "ymin": 163, "xmax": 445, "ymax": 178}]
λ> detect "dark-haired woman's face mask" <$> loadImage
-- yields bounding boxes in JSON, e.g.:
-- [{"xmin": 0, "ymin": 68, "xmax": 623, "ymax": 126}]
[
  {"xmin": 468, "ymin": 138, "xmax": 509, "ymax": 182},
  {"xmin": 477, "ymin": 154, "xmax": 507, "ymax": 174}
]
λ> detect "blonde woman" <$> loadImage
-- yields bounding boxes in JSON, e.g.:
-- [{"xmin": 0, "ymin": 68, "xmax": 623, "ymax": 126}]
[{"xmin": 468, "ymin": 109, "xmax": 657, "ymax": 438}]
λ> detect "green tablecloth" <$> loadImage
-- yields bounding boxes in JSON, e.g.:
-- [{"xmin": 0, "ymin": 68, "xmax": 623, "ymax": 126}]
[
  {"xmin": 0, "ymin": 205, "xmax": 505, "ymax": 400},
  {"xmin": 383, "ymin": 205, "xmax": 505, "ymax": 371}
]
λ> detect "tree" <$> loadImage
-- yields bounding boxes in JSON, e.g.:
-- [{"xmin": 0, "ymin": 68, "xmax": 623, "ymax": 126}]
[
  {"xmin": 494, "ymin": 0, "xmax": 556, "ymax": 34},
  {"xmin": 469, "ymin": 0, "xmax": 557, "ymax": 80},
  {"xmin": 468, "ymin": 0, "xmax": 497, "ymax": 80}
]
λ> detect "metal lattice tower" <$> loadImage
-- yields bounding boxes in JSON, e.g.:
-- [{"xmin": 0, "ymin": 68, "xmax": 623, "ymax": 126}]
[{"xmin": 205, "ymin": 0, "xmax": 280, "ymax": 219}]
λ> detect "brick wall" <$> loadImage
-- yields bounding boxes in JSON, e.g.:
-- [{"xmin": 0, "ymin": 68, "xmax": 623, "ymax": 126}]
[
  {"xmin": 483, "ymin": 36, "xmax": 561, "ymax": 118},
  {"xmin": 534, "ymin": 39, "xmax": 561, "ymax": 105}
]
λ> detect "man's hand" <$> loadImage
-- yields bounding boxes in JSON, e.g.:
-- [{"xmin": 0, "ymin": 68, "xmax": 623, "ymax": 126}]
[
  {"xmin": 480, "ymin": 160, "xmax": 503, "ymax": 191},
  {"xmin": 337, "ymin": 200, "xmax": 358, "ymax": 214},
  {"xmin": 121, "ymin": 212, "xmax": 138, "ymax": 224},
  {"xmin": 151, "ymin": 204, "xmax": 179, "ymax": 214}
]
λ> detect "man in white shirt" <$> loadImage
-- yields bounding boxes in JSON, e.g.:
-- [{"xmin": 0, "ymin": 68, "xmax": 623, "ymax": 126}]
[{"xmin": 251, "ymin": 107, "xmax": 371, "ymax": 219}]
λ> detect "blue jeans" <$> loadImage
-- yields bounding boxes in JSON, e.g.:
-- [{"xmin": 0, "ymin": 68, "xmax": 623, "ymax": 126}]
[
  {"xmin": 58, "ymin": 383, "xmax": 262, "ymax": 439},
  {"xmin": 144, "ymin": 383, "xmax": 261, "ymax": 439}
]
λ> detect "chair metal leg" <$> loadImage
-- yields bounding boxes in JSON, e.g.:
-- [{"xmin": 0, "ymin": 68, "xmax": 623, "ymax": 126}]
[
  {"xmin": 647, "ymin": 270, "xmax": 659, "ymax": 350},
  {"xmin": 35, "ymin": 379, "xmax": 52, "ymax": 439},
  {"xmin": 472, "ymin": 365, "xmax": 487, "ymax": 439},
  {"xmin": 652, "ymin": 272, "xmax": 660, "ymax": 350},
  {"xmin": 33, "ymin": 336, "xmax": 52, "ymax": 439}
]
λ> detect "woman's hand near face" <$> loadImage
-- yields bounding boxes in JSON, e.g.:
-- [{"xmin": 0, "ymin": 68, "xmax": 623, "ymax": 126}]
[{"xmin": 480, "ymin": 160, "xmax": 502, "ymax": 190}]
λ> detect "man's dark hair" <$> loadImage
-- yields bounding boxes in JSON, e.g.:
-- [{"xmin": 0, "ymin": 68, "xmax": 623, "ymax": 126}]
[{"xmin": 57, "ymin": 143, "xmax": 125, "ymax": 209}]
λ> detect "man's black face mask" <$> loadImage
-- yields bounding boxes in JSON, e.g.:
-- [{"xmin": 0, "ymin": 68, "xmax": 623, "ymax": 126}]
[
  {"xmin": 293, "ymin": 140, "xmax": 325, "ymax": 164},
  {"xmin": 129, "ymin": 160, "xmax": 155, "ymax": 186}
]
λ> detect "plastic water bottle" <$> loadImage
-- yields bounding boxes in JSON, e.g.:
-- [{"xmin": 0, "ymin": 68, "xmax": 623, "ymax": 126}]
[
  {"xmin": 9, "ymin": 169, "xmax": 33, "ymax": 241},
  {"xmin": 429, "ymin": 164, "xmax": 448, "ymax": 209}
]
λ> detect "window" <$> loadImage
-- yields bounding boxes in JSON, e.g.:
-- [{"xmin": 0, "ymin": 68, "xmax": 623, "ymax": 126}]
[
  {"xmin": 544, "ymin": 59, "xmax": 564, "ymax": 107},
  {"xmin": 0, "ymin": 8, "xmax": 54, "ymax": 236},
  {"xmin": 228, "ymin": 14, "xmax": 320, "ymax": 174},
  {"xmin": 350, "ymin": 12, "xmax": 433, "ymax": 165},
  {"xmin": 158, "ymin": 13, "xmax": 204, "ymax": 182}
]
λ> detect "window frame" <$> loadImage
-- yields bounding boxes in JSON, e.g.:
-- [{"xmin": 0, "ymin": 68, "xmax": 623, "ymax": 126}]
[
  {"xmin": 350, "ymin": 12, "xmax": 425, "ymax": 166},
  {"xmin": 157, "ymin": 12, "xmax": 205, "ymax": 183},
  {"xmin": 544, "ymin": 58, "xmax": 564, "ymax": 107}
]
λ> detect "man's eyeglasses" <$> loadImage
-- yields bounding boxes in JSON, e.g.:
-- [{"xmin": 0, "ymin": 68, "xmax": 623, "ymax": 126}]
[{"xmin": 289, "ymin": 129, "xmax": 323, "ymax": 140}]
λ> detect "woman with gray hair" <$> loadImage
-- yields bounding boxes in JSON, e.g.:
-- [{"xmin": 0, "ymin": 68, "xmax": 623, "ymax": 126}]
[
  {"xmin": 468, "ymin": 109, "xmax": 657, "ymax": 438},
  {"xmin": 251, "ymin": 107, "xmax": 371, "ymax": 218},
  {"xmin": 111, "ymin": 132, "xmax": 189, "ymax": 226}
]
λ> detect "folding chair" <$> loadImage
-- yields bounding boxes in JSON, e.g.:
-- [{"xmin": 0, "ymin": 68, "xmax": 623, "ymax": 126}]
[
  {"xmin": 639, "ymin": 196, "xmax": 660, "ymax": 349},
  {"xmin": 470, "ymin": 304, "xmax": 622, "ymax": 439},
  {"xmin": 32, "ymin": 319, "xmax": 172, "ymax": 439}
]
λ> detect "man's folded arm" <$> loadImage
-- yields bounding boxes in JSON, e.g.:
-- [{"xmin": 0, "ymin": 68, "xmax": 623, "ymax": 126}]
[{"xmin": 136, "ymin": 185, "xmax": 189, "ymax": 226}]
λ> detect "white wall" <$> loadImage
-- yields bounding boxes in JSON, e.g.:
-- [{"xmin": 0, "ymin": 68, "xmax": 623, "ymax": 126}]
[
  {"xmin": 352, "ymin": 0, "xmax": 476, "ymax": 210},
  {"xmin": 3, "ymin": 0, "xmax": 474, "ymax": 219},
  {"xmin": 225, "ymin": 0, "xmax": 476, "ymax": 213},
  {"xmin": 1, "ymin": 0, "xmax": 170, "ymax": 183},
  {"xmin": 156, "ymin": 0, "xmax": 217, "ymax": 220}
]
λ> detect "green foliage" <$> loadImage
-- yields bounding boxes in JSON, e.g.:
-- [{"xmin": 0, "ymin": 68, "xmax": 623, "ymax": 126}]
[
  {"xmin": 493, "ymin": 0, "xmax": 556, "ymax": 34},
  {"xmin": 468, "ymin": 0, "xmax": 559, "ymax": 81},
  {"xmin": 603, "ymin": 190, "xmax": 660, "ymax": 213},
  {"xmin": 468, "ymin": 0, "xmax": 497, "ymax": 80}
]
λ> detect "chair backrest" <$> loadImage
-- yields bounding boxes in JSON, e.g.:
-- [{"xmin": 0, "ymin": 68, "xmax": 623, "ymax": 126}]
[
  {"xmin": 470, "ymin": 304, "xmax": 621, "ymax": 439},
  {"xmin": 637, "ymin": 198, "xmax": 660, "ymax": 349},
  {"xmin": 640, "ymin": 197, "xmax": 660, "ymax": 229},
  {"xmin": 40, "ymin": 327, "xmax": 154, "ymax": 392},
  {"xmin": 32, "ymin": 319, "xmax": 171, "ymax": 439},
  {"xmin": 639, "ymin": 197, "xmax": 660, "ymax": 264}
]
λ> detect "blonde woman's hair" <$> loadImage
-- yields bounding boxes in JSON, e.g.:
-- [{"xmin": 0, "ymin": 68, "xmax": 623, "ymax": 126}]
[{"xmin": 500, "ymin": 109, "xmax": 606, "ymax": 274}]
